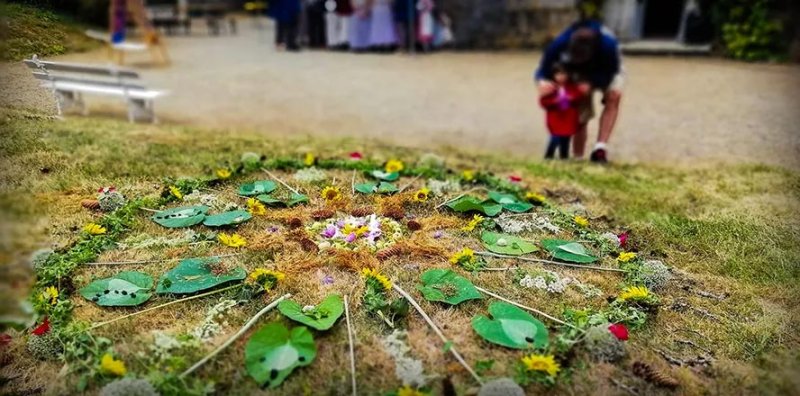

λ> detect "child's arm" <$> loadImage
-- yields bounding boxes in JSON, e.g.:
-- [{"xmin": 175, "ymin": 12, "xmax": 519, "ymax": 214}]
[{"xmin": 539, "ymin": 93, "xmax": 561, "ymax": 109}]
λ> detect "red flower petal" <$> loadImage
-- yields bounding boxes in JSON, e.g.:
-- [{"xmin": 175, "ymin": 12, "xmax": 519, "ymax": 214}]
[
  {"xmin": 617, "ymin": 232, "xmax": 628, "ymax": 248},
  {"xmin": 608, "ymin": 323, "xmax": 629, "ymax": 341},
  {"xmin": 0, "ymin": 333, "xmax": 11, "ymax": 348},
  {"xmin": 349, "ymin": 152, "xmax": 363, "ymax": 160},
  {"xmin": 32, "ymin": 318, "xmax": 50, "ymax": 336},
  {"xmin": 509, "ymin": 175, "xmax": 522, "ymax": 183}
]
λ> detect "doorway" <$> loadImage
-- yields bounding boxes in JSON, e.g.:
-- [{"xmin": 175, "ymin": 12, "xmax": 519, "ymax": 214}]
[{"xmin": 642, "ymin": 0, "xmax": 685, "ymax": 38}]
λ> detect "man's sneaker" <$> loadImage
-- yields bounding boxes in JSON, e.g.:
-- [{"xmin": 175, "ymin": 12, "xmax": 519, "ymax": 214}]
[{"xmin": 590, "ymin": 148, "xmax": 608, "ymax": 163}]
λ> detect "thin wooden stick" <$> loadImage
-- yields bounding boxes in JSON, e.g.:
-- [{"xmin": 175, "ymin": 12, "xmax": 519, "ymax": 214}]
[
  {"xmin": 351, "ymin": 169, "xmax": 356, "ymax": 195},
  {"xmin": 392, "ymin": 283, "xmax": 483, "ymax": 385},
  {"xmin": 434, "ymin": 187, "xmax": 488, "ymax": 209},
  {"xmin": 85, "ymin": 253, "xmax": 241, "ymax": 266},
  {"xmin": 180, "ymin": 293, "xmax": 291, "ymax": 379},
  {"xmin": 397, "ymin": 174, "xmax": 422, "ymax": 193},
  {"xmin": 474, "ymin": 286, "xmax": 574, "ymax": 328},
  {"xmin": 479, "ymin": 267, "xmax": 520, "ymax": 272},
  {"xmin": 344, "ymin": 295, "xmax": 357, "ymax": 396},
  {"xmin": 261, "ymin": 168, "xmax": 300, "ymax": 195},
  {"xmin": 90, "ymin": 284, "xmax": 243, "ymax": 330},
  {"xmin": 475, "ymin": 251, "xmax": 627, "ymax": 273}
]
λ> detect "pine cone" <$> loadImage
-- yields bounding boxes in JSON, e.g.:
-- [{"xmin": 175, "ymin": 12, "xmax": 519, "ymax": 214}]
[
  {"xmin": 81, "ymin": 199, "xmax": 100, "ymax": 210},
  {"xmin": 299, "ymin": 238, "xmax": 319, "ymax": 253},
  {"xmin": 632, "ymin": 361, "xmax": 679, "ymax": 389},
  {"xmin": 286, "ymin": 217, "xmax": 303, "ymax": 229},
  {"xmin": 382, "ymin": 207, "xmax": 405, "ymax": 220},
  {"xmin": 377, "ymin": 244, "xmax": 405, "ymax": 261},
  {"xmin": 351, "ymin": 206, "xmax": 373, "ymax": 217},
  {"xmin": 311, "ymin": 209, "xmax": 334, "ymax": 220},
  {"xmin": 406, "ymin": 220, "xmax": 422, "ymax": 231}
]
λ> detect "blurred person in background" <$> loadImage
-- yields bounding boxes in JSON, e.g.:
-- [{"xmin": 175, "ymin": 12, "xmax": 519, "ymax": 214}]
[
  {"xmin": 393, "ymin": 0, "xmax": 416, "ymax": 51},
  {"xmin": 325, "ymin": 0, "xmax": 354, "ymax": 50},
  {"xmin": 349, "ymin": 0, "xmax": 372, "ymax": 52},
  {"xmin": 305, "ymin": 0, "xmax": 328, "ymax": 48},
  {"xmin": 368, "ymin": 0, "xmax": 398, "ymax": 51},
  {"xmin": 534, "ymin": 18, "xmax": 623, "ymax": 163},
  {"xmin": 416, "ymin": 0, "xmax": 434, "ymax": 51},
  {"xmin": 268, "ymin": 0, "xmax": 302, "ymax": 51}
]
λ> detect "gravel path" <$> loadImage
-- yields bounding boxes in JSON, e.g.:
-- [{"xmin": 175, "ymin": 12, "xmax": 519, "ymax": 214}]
[{"xmin": 3, "ymin": 19, "xmax": 799, "ymax": 169}]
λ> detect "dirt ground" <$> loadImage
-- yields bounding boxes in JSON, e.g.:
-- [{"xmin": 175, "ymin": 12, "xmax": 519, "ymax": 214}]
[{"xmin": 2, "ymin": 18, "xmax": 799, "ymax": 169}]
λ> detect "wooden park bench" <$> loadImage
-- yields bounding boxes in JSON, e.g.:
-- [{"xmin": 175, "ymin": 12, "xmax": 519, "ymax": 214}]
[{"xmin": 23, "ymin": 55, "xmax": 166, "ymax": 123}]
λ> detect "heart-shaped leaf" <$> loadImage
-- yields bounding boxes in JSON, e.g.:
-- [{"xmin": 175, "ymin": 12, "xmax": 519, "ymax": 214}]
[
  {"xmin": 285, "ymin": 193, "xmax": 309, "ymax": 206},
  {"xmin": 256, "ymin": 193, "xmax": 309, "ymax": 207},
  {"xmin": 471, "ymin": 302, "xmax": 549, "ymax": 349},
  {"xmin": 368, "ymin": 170, "xmax": 400, "ymax": 181},
  {"xmin": 151, "ymin": 205, "xmax": 209, "ymax": 228},
  {"xmin": 416, "ymin": 269, "xmax": 482, "ymax": 305},
  {"xmin": 487, "ymin": 192, "xmax": 533, "ymax": 213},
  {"xmin": 156, "ymin": 257, "xmax": 246, "ymax": 294},
  {"xmin": 239, "ymin": 180, "xmax": 277, "ymax": 196},
  {"xmin": 541, "ymin": 239, "xmax": 598, "ymax": 263},
  {"xmin": 354, "ymin": 182, "xmax": 399, "ymax": 195},
  {"xmin": 481, "ymin": 231, "xmax": 539, "ymax": 256},
  {"xmin": 278, "ymin": 294, "xmax": 344, "ymax": 331},
  {"xmin": 202, "ymin": 210, "xmax": 252, "ymax": 227},
  {"xmin": 245, "ymin": 323, "xmax": 316, "ymax": 388},
  {"xmin": 502, "ymin": 202, "xmax": 533, "ymax": 213},
  {"xmin": 79, "ymin": 271, "xmax": 153, "ymax": 306},
  {"xmin": 446, "ymin": 196, "xmax": 503, "ymax": 217}
]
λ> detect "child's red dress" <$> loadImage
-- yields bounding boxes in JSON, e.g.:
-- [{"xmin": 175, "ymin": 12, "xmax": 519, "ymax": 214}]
[{"xmin": 540, "ymin": 84, "xmax": 585, "ymax": 137}]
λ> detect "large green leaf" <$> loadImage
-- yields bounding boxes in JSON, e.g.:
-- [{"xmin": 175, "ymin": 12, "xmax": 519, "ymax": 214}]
[
  {"xmin": 79, "ymin": 271, "xmax": 153, "ymax": 306},
  {"xmin": 368, "ymin": 170, "xmax": 400, "ymax": 181},
  {"xmin": 151, "ymin": 205, "xmax": 209, "ymax": 228},
  {"xmin": 471, "ymin": 302, "xmax": 549, "ymax": 349},
  {"xmin": 446, "ymin": 196, "xmax": 503, "ymax": 217},
  {"xmin": 239, "ymin": 180, "xmax": 277, "ymax": 196},
  {"xmin": 245, "ymin": 323, "xmax": 317, "ymax": 388},
  {"xmin": 487, "ymin": 191, "xmax": 533, "ymax": 213},
  {"xmin": 541, "ymin": 239, "xmax": 598, "ymax": 263},
  {"xmin": 278, "ymin": 294, "xmax": 344, "ymax": 331},
  {"xmin": 416, "ymin": 269, "xmax": 482, "ymax": 305},
  {"xmin": 354, "ymin": 182, "xmax": 399, "ymax": 195},
  {"xmin": 481, "ymin": 231, "xmax": 539, "ymax": 256},
  {"xmin": 156, "ymin": 257, "xmax": 246, "ymax": 294},
  {"xmin": 202, "ymin": 210, "xmax": 252, "ymax": 227},
  {"xmin": 256, "ymin": 193, "xmax": 309, "ymax": 207}
]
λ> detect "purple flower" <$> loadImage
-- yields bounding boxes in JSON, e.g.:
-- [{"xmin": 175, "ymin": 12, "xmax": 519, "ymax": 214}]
[
  {"xmin": 433, "ymin": 230, "xmax": 444, "ymax": 239},
  {"xmin": 345, "ymin": 233, "xmax": 357, "ymax": 243},
  {"xmin": 321, "ymin": 275, "xmax": 334, "ymax": 285},
  {"xmin": 321, "ymin": 225, "xmax": 337, "ymax": 239},
  {"xmin": 268, "ymin": 226, "xmax": 280, "ymax": 233}
]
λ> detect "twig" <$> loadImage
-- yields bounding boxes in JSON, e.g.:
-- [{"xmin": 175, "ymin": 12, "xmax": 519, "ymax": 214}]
[
  {"xmin": 392, "ymin": 283, "xmax": 483, "ymax": 385},
  {"xmin": 675, "ymin": 339, "xmax": 712, "ymax": 355},
  {"xmin": 180, "ymin": 293, "xmax": 291, "ymax": 379},
  {"xmin": 344, "ymin": 295, "xmax": 357, "ymax": 396},
  {"xmin": 474, "ymin": 286, "xmax": 573, "ymax": 328},
  {"xmin": 261, "ymin": 168, "xmax": 300, "ymax": 195},
  {"xmin": 397, "ymin": 174, "xmax": 422, "ymax": 193},
  {"xmin": 610, "ymin": 378, "xmax": 639, "ymax": 396},
  {"xmin": 90, "ymin": 284, "xmax": 243, "ymax": 330},
  {"xmin": 475, "ymin": 251, "xmax": 627, "ymax": 273},
  {"xmin": 478, "ymin": 267, "xmax": 520, "ymax": 272},
  {"xmin": 434, "ymin": 187, "xmax": 488, "ymax": 209},
  {"xmin": 351, "ymin": 169, "xmax": 356, "ymax": 195},
  {"xmin": 654, "ymin": 348, "xmax": 684, "ymax": 366},
  {"xmin": 85, "ymin": 253, "xmax": 241, "ymax": 266}
]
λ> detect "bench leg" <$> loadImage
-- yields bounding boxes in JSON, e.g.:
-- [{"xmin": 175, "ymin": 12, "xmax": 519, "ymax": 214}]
[
  {"xmin": 127, "ymin": 98, "xmax": 156, "ymax": 123},
  {"xmin": 54, "ymin": 90, "xmax": 81, "ymax": 116}
]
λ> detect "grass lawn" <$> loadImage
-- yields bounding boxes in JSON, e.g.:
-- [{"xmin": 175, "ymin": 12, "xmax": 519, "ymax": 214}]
[{"xmin": 1, "ymin": 108, "xmax": 798, "ymax": 395}]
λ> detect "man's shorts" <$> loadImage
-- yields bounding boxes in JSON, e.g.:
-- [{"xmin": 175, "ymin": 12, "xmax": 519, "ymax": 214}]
[{"xmin": 578, "ymin": 72, "xmax": 625, "ymax": 124}]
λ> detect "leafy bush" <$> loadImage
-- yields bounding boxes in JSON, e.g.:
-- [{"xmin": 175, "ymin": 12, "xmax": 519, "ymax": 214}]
[{"xmin": 714, "ymin": 0, "xmax": 785, "ymax": 61}]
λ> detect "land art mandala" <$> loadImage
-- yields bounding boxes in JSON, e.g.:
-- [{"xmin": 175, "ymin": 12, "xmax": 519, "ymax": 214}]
[{"xmin": 22, "ymin": 151, "xmax": 678, "ymax": 395}]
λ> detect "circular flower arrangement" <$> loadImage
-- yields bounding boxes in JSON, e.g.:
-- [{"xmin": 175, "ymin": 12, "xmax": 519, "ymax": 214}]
[{"xmin": 306, "ymin": 214, "xmax": 404, "ymax": 251}]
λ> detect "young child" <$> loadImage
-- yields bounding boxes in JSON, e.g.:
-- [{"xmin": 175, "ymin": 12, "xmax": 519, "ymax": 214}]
[{"xmin": 539, "ymin": 63, "xmax": 586, "ymax": 159}]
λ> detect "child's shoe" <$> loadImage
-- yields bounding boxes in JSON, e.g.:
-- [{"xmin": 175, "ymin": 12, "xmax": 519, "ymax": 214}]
[{"xmin": 590, "ymin": 143, "xmax": 608, "ymax": 163}]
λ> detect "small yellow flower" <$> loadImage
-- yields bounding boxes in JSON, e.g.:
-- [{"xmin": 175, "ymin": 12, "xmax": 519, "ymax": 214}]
[
  {"xmin": 619, "ymin": 286, "xmax": 650, "ymax": 301},
  {"xmin": 413, "ymin": 188, "xmax": 430, "ymax": 203},
  {"xmin": 525, "ymin": 192, "xmax": 546, "ymax": 204},
  {"xmin": 461, "ymin": 170, "xmax": 475, "ymax": 182},
  {"xmin": 321, "ymin": 186, "xmax": 342, "ymax": 202},
  {"xmin": 42, "ymin": 286, "xmax": 58, "ymax": 305},
  {"xmin": 304, "ymin": 153, "xmax": 315, "ymax": 166},
  {"xmin": 216, "ymin": 168, "xmax": 231, "ymax": 180},
  {"xmin": 169, "ymin": 185, "xmax": 183, "ymax": 200},
  {"xmin": 574, "ymin": 215, "xmax": 589, "ymax": 227},
  {"xmin": 342, "ymin": 223, "xmax": 369, "ymax": 237},
  {"xmin": 361, "ymin": 268, "xmax": 392, "ymax": 291},
  {"xmin": 83, "ymin": 223, "xmax": 107, "ymax": 235},
  {"xmin": 397, "ymin": 385, "xmax": 427, "ymax": 396},
  {"xmin": 100, "ymin": 354, "xmax": 127, "ymax": 376},
  {"xmin": 618, "ymin": 252, "xmax": 637, "ymax": 263},
  {"xmin": 384, "ymin": 159, "xmax": 404, "ymax": 173},
  {"xmin": 247, "ymin": 198, "xmax": 266, "ymax": 216},
  {"xmin": 461, "ymin": 214, "xmax": 484, "ymax": 232},
  {"xmin": 218, "ymin": 233, "xmax": 247, "ymax": 248},
  {"xmin": 521, "ymin": 354, "xmax": 560, "ymax": 377},
  {"xmin": 449, "ymin": 247, "xmax": 475, "ymax": 265},
  {"xmin": 248, "ymin": 268, "xmax": 285, "ymax": 291}
]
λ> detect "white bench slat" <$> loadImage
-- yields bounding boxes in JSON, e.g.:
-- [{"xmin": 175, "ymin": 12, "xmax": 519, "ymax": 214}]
[
  {"xmin": 23, "ymin": 59, "xmax": 140, "ymax": 79},
  {"xmin": 42, "ymin": 81, "xmax": 166, "ymax": 100}
]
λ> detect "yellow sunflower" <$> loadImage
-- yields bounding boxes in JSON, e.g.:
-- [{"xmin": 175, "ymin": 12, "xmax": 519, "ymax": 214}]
[
  {"xmin": 617, "ymin": 251, "xmax": 637, "ymax": 263},
  {"xmin": 413, "ymin": 188, "xmax": 430, "ymax": 203},
  {"xmin": 42, "ymin": 286, "xmax": 59, "ymax": 305},
  {"xmin": 384, "ymin": 159, "xmax": 404, "ymax": 173},
  {"xmin": 619, "ymin": 286, "xmax": 650, "ymax": 301},
  {"xmin": 461, "ymin": 214, "xmax": 484, "ymax": 232},
  {"xmin": 574, "ymin": 215, "xmax": 589, "ymax": 227},
  {"xmin": 521, "ymin": 354, "xmax": 560, "ymax": 377},
  {"xmin": 461, "ymin": 169, "xmax": 475, "ymax": 182},
  {"xmin": 397, "ymin": 385, "xmax": 427, "ymax": 396},
  {"xmin": 83, "ymin": 223, "xmax": 107, "ymax": 235},
  {"xmin": 169, "ymin": 185, "xmax": 183, "ymax": 200},
  {"xmin": 247, "ymin": 268, "xmax": 285, "ymax": 291},
  {"xmin": 100, "ymin": 354, "xmax": 127, "ymax": 376},
  {"xmin": 218, "ymin": 233, "xmax": 247, "ymax": 248},
  {"xmin": 247, "ymin": 198, "xmax": 267, "ymax": 216},
  {"xmin": 321, "ymin": 186, "xmax": 342, "ymax": 202},
  {"xmin": 525, "ymin": 192, "xmax": 546, "ymax": 204},
  {"xmin": 361, "ymin": 268, "xmax": 392, "ymax": 291},
  {"xmin": 216, "ymin": 168, "xmax": 231, "ymax": 179},
  {"xmin": 449, "ymin": 247, "xmax": 475, "ymax": 265},
  {"xmin": 304, "ymin": 152, "xmax": 315, "ymax": 166}
]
